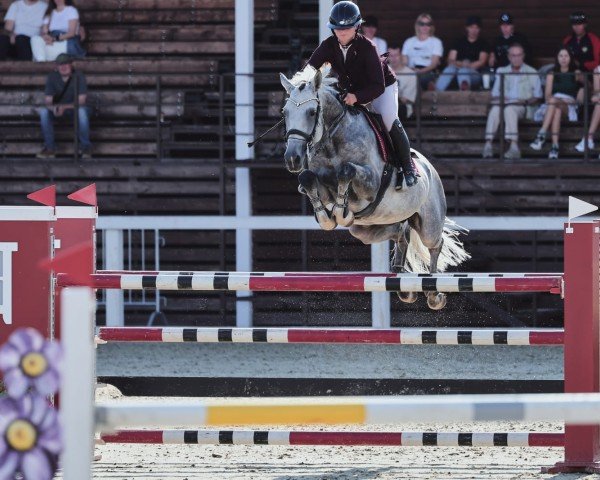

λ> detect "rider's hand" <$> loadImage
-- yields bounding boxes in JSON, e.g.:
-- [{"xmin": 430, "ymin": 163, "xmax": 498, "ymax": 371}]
[{"xmin": 344, "ymin": 93, "xmax": 358, "ymax": 106}]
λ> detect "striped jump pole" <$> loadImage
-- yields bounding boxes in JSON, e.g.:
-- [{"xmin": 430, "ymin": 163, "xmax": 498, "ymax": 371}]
[
  {"xmin": 96, "ymin": 327, "xmax": 564, "ymax": 345},
  {"xmin": 58, "ymin": 272, "xmax": 564, "ymax": 294},
  {"xmin": 96, "ymin": 393, "xmax": 600, "ymax": 431},
  {"xmin": 101, "ymin": 430, "xmax": 564, "ymax": 447},
  {"xmin": 99, "ymin": 270, "xmax": 560, "ymax": 278}
]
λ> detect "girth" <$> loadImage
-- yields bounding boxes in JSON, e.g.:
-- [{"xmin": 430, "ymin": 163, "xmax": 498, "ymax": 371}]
[{"xmin": 353, "ymin": 163, "xmax": 395, "ymax": 220}]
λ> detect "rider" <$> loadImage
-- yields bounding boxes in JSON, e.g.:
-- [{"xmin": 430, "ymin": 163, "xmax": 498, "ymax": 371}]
[{"xmin": 305, "ymin": 0, "xmax": 417, "ymax": 188}]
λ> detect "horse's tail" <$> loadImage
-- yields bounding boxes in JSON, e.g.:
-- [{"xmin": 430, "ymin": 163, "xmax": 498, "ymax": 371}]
[{"xmin": 404, "ymin": 218, "xmax": 471, "ymax": 273}]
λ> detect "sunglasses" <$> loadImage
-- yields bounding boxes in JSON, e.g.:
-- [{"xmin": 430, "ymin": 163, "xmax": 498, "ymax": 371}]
[{"xmin": 418, "ymin": 21, "xmax": 432, "ymax": 26}]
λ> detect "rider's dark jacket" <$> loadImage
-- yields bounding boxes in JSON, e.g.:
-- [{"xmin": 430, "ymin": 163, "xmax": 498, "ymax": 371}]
[{"xmin": 307, "ymin": 33, "xmax": 396, "ymax": 105}]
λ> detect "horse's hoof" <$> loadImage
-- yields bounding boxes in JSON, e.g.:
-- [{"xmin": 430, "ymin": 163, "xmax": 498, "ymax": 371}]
[
  {"xmin": 316, "ymin": 212, "xmax": 337, "ymax": 230},
  {"xmin": 427, "ymin": 292, "xmax": 447, "ymax": 310},
  {"xmin": 397, "ymin": 291, "xmax": 418, "ymax": 303},
  {"xmin": 335, "ymin": 209, "xmax": 354, "ymax": 227}
]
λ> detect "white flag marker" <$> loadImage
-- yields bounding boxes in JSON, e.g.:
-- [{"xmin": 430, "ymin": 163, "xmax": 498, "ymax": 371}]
[{"xmin": 567, "ymin": 196, "xmax": 598, "ymax": 233}]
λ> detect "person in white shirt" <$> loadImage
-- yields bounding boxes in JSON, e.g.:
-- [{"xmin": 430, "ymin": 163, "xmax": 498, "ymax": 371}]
[
  {"xmin": 30, "ymin": 0, "xmax": 84, "ymax": 62},
  {"xmin": 402, "ymin": 13, "xmax": 443, "ymax": 90},
  {"xmin": 387, "ymin": 46, "xmax": 417, "ymax": 120},
  {"xmin": 361, "ymin": 15, "xmax": 387, "ymax": 56},
  {"xmin": 574, "ymin": 65, "xmax": 600, "ymax": 156},
  {"xmin": 482, "ymin": 44, "xmax": 542, "ymax": 159},
  {"xmin": 0, "ymin": 0, "xmax": 47, "ymax": 61}
]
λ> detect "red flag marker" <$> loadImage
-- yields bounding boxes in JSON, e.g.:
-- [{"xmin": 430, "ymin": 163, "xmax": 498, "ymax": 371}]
[
  {"xmin": 68, "ymin": 183, "xmax": 97, "ymax": 206},
  {"xmin": 27, "ymin": 185, "xmax": 56, "ymax": 207}
]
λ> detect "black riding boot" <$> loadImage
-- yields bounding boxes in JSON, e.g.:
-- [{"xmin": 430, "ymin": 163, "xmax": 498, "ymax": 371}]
[{"xmin": 389, "ymin": 119, "xmax": 417, "ymax": 189}]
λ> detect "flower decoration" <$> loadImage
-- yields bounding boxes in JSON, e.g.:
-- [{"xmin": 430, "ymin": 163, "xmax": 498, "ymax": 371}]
[
  {"xmin": 0, "ymin": 328, "xmax": 62, "ymax": 399},
  {"xmin": 0, "ymin": 394, "xmax": 61, "ymax": 480}
]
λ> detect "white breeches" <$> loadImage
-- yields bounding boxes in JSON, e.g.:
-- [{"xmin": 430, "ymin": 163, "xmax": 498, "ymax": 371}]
[{"xmin": 370, "ymin": 82, "xmax": 399, "ymax": 131}]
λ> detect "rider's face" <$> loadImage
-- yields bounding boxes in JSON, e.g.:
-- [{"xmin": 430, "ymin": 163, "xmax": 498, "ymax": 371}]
[{"xmin": 334, "ymin": 28, "xmax": 357, "ymax": 46}]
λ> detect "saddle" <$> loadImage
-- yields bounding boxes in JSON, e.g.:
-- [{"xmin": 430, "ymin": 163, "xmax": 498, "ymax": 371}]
[
  {"xmin": 350, "ymin": 105, "xmax": 419, "ymax": 172},
  {"xmin": 350, "ymin": 105, "xmax": 394, "ymax": 164}
]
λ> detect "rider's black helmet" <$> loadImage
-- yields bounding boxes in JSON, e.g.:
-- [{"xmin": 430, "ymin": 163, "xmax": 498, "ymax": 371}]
[{"xmin": 327, "ymin": 1, "xmax": 362, "ymax": 30}]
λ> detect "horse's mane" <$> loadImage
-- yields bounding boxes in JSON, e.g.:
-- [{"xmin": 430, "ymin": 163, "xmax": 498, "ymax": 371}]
[{"xmin": 290, "ymin": 63, "xmax": 338, "ymax": 94}]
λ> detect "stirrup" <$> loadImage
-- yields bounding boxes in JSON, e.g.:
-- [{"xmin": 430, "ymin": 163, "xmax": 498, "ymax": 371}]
[{"xmin": 394, "ymin": 169, "xmax": 404, "ymax": 191}]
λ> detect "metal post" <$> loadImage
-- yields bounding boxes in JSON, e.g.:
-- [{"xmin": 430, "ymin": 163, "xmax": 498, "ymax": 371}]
[
  {"xmin": 60, "ymin": 287, "xmax": 94, "ymax": 480},
  {"xmin": 498, "ymin": 73, "xmax": 505, "ymax": 162},
  {"xmin": 73, "ymin": 78, "xmax": 79, "ymax": 161},
  {"xmin": 371, "ymin": 242, "xmax": 391, "ymax": 328},
  {"xmin": 545, "ymin": 221, "xmax": 600, "ymax": 472},
  {"xmin": 156, "ymin": 75, "xmax": 162, "ymax": 161},
  {"xmin": 218, "ymin": 74, "xmax": 227, "ymax": 324},
  {"xmin": 235, "ymin": 0, "xmax": 254, "ymax": 327},
  {"xmin": 104, "ymin": 229, "xmax": 124, "ymax": 326},
  {"xmin": 583, "ymin": 74, "xmax": 590, "ymax": 162},
  {"xmin": 415, "ymin": 74, "xmax": 422, "ymax": 150},
  {"xmin": 319, "ymin": 0, "xmax": 334, "ymax": 42}
]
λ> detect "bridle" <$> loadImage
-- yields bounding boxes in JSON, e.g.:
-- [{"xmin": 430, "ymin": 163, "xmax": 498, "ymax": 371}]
[
  {"xmin": 284, "ymin": 96, "xmax": 322, "ymax": 145},
  {"xmin": 283, "ymin": 91, "xmax": 347, "ymax": 168}
]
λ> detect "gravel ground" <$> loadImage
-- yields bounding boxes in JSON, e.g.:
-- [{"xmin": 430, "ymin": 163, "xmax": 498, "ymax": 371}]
[{"xmin": 83, "ymin": 342, "xmax": 597, "ymax": 479}]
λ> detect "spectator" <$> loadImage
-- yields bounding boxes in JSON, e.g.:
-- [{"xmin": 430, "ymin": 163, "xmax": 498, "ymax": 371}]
[
  {"xmin": 37, "ymin": 53, "xmax": 91, "ymax": 159},
  {"xmin": 387, "ymin": 45, "xmax": 417, "ymax": 121},
  {"xmin": 563, "ymin": 12, "xmax": 600, "ymax": 72},
  {"xmin": 30, "ymin": 0, "xmax": 84, "ymax": 62},
  {"xmin": 574, "ymin": 65, "xmax": 600, "ymax": 153},
  {"xmin": 361, "ymin": 15, "xmax": 387, "ymax": 55},
  {"xmin": 489, "ymin": 13, "xmax": 532, "ymax": 69},
  {"xmin": 435, "ymin": 15, "xmax": 489, "ymax": 91},
  {"xmin": 402, "ymin": 13, "xmax": 443, "ymax": 90},
  {"xmin": 482, "ymin": 44, "xmax": 542, "ymax": 159},
  {"xmin": 529, "ymin": 48, "xmax": 581, "ymax": 159},
  {"xmin": 0, "ymin": 0, "xmax": 47, "ymax": 61}
]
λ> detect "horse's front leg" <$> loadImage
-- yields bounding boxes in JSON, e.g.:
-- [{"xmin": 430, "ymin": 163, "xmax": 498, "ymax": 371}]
[
  {"xmin": 332, "ymin": 162, "xmax": 380, "ymax": 227},
  {"xmin": 298, "ymin": 170, "xmax": 337, "ymax": 231}
]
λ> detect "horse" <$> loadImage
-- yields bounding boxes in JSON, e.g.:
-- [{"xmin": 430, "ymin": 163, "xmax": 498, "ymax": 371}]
[{"xmin": 279, "ymin": 65, "xmax": 470, "ymax": 310}]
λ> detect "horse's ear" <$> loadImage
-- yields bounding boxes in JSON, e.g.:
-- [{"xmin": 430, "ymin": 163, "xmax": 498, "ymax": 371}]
[
  {"xmin": 313, "ymin": 69, "xmax": 322, "ymax": 90},
  {"xmin": 280, "ymin": 73, "xmax": 294, "ymax": 94}
]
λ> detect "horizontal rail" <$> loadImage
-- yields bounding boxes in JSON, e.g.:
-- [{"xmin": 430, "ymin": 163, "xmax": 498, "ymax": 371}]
[
  {"xmin": 95, "ymin": 393, "xmax": 600, "ymax": 430},
  {"xmin": 59, "ymin": 273, "xmax": 564, "ymax": 294},
  {"xmin": 96, "ymin": 327, "xmax": 564, "ymax": 345},
  {"xmin": 101, "ymin": 430, "xmax": 564, "ymax": 447}
]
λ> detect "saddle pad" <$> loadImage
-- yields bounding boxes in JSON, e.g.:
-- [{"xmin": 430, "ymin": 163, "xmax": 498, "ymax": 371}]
[{"xmin": 361, "ymin": 111, "xmax": 392, "ymax": 164}]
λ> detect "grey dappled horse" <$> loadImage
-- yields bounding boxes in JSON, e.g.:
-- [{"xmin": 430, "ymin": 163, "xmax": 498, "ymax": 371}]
[{"xmin": 280, "ymin": 65, "xmax": 470, "ymax": 310}]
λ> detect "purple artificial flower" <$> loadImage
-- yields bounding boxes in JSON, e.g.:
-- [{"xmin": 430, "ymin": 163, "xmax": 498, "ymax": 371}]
[
  {"xmin": 0, "ymin": 394, "xmax": 61, "ymax": 480},
  {"xmin": 0, "ymin": 328, "xmax": 62, "ymax": 398}
]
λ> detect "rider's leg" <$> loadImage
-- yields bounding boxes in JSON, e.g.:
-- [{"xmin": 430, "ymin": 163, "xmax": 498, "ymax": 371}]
[{"xmin": 371, "ymin": 83, "xmax": 417, "ymax": 188}]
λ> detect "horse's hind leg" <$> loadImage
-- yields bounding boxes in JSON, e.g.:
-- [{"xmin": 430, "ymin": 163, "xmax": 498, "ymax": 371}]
[
  {"xmin": 298, "ymin": 170, "xmax": 337, "ymax": 231},
  {"xmin": 425, "ymin": 238, "xmax": 447, "ymax": 310},
  {"xmin": 391, "ymin": 223, "xmax": 417, "ymax": 304},
  {"xmin": 409, "ymin": 214, "xmax": 447, "ymax": 310}
]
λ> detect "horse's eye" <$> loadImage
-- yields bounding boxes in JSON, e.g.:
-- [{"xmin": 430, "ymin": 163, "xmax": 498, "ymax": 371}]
[{"xmin": 309, "ymin": 109, "xmax": 317, "ymax": 117}]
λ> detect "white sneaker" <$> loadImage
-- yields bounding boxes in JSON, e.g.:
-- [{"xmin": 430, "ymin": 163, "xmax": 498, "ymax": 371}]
[
  {"xmin": 548, "ymin": 145, "xmax": 559, "ymax": 159},
  {"xmin": 575, "ymin": 137, "xmax": 595, "ymax": 152},
  {"xmin": 529, "ymin": 134, "xmax": 546, "ymax": 151},
  {"xmin": 482, "ymin": 142, "xmax": 493, "ymax": 158},
  {"xmin": 504, "ymin": 143, "xmax": 521, "ymax": 159}
]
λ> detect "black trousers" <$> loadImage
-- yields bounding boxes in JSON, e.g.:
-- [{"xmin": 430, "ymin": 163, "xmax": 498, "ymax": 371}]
[{"xmin": 0, "ymin": 34, "xmax": 33, "ymax": 61}]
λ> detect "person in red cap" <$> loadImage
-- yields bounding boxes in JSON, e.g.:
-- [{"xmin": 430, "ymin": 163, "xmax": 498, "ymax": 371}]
[
  {"xmin": 563, "ymin": 12, "xmax": 600, "ymax": 72},
  {"xmin": 303, "ymin": 1, "xmax": 417, "ymax": 187}
]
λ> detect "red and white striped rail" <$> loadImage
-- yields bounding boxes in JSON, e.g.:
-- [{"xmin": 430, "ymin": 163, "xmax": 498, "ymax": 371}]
[
  {"xmin": 99, "ymin": 270, "xmax": 560, "ymax": 277},
  {"xmin": 101, "ymin": 430, "xmax": 564, "ymax": 447},
  {"xmin": 96, "ymin": 327, "xmax": 564, "ymax": 345},
  {"xmin": 58, "ymin": 272, "xmax": 563, "ymax": 294}
]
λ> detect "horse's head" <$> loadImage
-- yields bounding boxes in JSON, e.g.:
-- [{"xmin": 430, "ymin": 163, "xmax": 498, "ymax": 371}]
[{"xmin": 280, "ymin": 68, "xmax": 324, "ymax": 173}]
